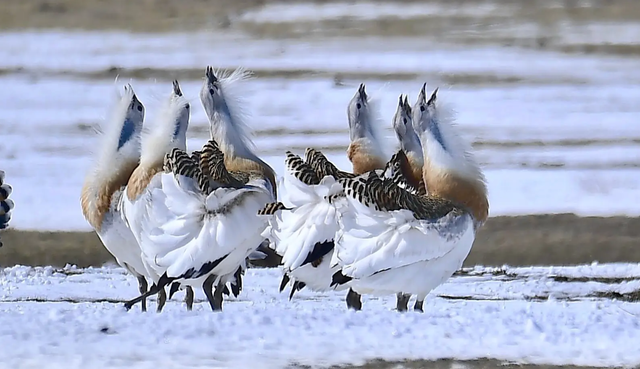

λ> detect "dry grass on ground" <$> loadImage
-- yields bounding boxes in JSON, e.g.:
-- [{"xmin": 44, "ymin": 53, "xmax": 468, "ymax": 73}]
[
  {"xmin": 0, "ymin": 66, "xmax": 589, "ymax": 86},
  {"xmin": 352, "ymin": 359, "xmax": 602, "ymax": 369},
  {"xmin": 4, "ymin": 0, "xmax": 640, "ymax": 59},
  {"xmin": 1, "ymin": 214, "xmax": 639, "ymax": 268},
  {"xmin": 3, "ymin": 0, "xmax": 640, "ymax": 34}
]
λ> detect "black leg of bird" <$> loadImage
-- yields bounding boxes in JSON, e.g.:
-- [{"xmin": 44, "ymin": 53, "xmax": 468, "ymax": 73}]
[
  {"xmin": 185, "ymin": 286, "xmax": 194, "ymax": 311},
  {"xmin": 212, "ymin": 280, "xmax": 225, "ymax": 311},
  {"xmin": 396, "ymin": 293, "xmax": 411, "ymax": 312},
  {"xmin": 202, "ymin": 274, "xmax": 218, "ymax": 312},
  {"xmin": 345, "ymin": 288, "xmax": 362, "ymax": 311},
  {"xmin": 136, "ymin": 275, "xmax": 148, "ymax": 312},
  {"xmin": 413, "ymin": 299, "xmax": 424, "ymax": 313},
  {"xmin": 156, "ymin": 288, "xmax": 167, "ymax": 313}
]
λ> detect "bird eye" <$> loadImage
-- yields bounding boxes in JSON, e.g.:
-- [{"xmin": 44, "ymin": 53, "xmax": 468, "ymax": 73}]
[
  {"xmin": 420, "ymin": 105, "xmax": 425, "ymax": 112},
  {"xmin": 137, "ymin": 105, "xmax": 143, "ymax": 112},
  {"xmin": 356, "ymin": 103, "xmax": 361, "ymax": 109},
  {"xmin": 209, "ymin": 88, "xmax": 215, "ymax": 95}
]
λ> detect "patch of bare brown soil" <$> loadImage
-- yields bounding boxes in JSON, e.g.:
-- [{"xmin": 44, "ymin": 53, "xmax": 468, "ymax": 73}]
[{"xmin": 1, "ymin": 214, "xmax": 639, "ymax": 268}]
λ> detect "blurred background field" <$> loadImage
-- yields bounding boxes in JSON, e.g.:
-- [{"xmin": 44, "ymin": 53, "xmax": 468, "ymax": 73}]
[{"xmin": 1, "ymin": 0, "xmax": 639, "ymax": 267}]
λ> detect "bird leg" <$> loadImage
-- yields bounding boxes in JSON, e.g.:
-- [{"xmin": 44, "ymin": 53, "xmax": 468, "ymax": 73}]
[
  {"xmin": 213, "ymin": 280, "xmax": 225, "ymax": 311},
  {"xmin": 396, "ymin": 293, "xmax": 411, "ymax": 312},
  {"xmin": 345, "ymin": 288, "xmax": 362, "ymax": 311},
  {"xmin": 124, "ymin": 283, "xmax": 164, "ymax": 311},
  {"xmin": 203, "ymin": 274, "xmax": 221, "ymax": 312},
  {"xmin": 156, "ymin": 288, "xmax": 167, "ymax": 313},
  {"xmin": 185, "ymin": 286, "xmax": 194, "ymax": 311},
  {"xmin": 279, "ymin": 274, "xmax": 290, "ymax": 293},
  {"xmin": 136, "ymin": 275, "xmax": 148, "ymax": 312},
  {"xmin": 414, "ymin": 299, "xmax": 424, "ymax": 313}
]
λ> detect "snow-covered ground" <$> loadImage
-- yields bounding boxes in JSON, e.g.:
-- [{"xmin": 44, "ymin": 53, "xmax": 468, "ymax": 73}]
[
  {"xmin": 1, "ymin": 7, "xmax": 640, "ymax": 368},
  {"xmin": 1, "ymin": 264, "xmax": 640, "ymax": 368}
]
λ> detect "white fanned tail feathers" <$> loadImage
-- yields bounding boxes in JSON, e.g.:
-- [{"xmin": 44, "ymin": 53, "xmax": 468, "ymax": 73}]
[
  {"xmin": 331, "ymin": 170, "xmax": 476, "ymax": 299},
  {"xmin": 121, "ymin": 137, "xmax": 274, "ymax": 312},
  {"xmin": 260, "ymin": 152, "xmax": 348, "ymax": 292},
  {"xmin": 335, "ymin": 210, "xmax": 474, "ymax": 298},
  {"xmin": 329, "ymin": 85, "xmax": 488, "ymax": 306},
  {"xmin": 258, "ymin": 149, "xmax": 413, "ymax": 294},
  {"xmin": 259, "ymin": 83, "xmax": 397, "ymax": 289},
  {"xmin": 138, "ymin": 144, "xmax": 274, "ymax": 292}
]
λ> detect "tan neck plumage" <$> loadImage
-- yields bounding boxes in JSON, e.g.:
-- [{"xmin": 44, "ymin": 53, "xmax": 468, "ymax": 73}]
[
  {"xmin": 347, "ymin": 142, "xmax": 386, "ymax": 175},
  {"xmin": 126, "ymin": 161, "xmax": 163, "ymax": 202},
  {"xmin": 225, "ymin": 156, "xmax": 277, "ymax": 198},
  {"xmin": 81, "ymin": 160, "xmax": 139, "ymax": 232},
  {"xmin": 423, "ymin": 158, "xmax": 489, "ymax": 225},
  {"xmin": 404, "ymin": 152, "xmax": 426, "ymax": 195}
]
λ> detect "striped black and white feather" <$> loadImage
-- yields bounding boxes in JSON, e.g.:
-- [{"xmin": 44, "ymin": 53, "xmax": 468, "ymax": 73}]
[{"xmin": 0, "ymin": 170, "xmax": 14, "ymax": 246}]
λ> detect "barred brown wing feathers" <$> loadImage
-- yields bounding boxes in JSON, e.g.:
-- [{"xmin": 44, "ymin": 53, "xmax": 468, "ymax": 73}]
[
  {"xmin": 163, "ymin": 147, "xmax": 210, "ymax": 194},
  {"xmin": 305, "ymin": 148, "xmax": 355, "ymax": 180},
  {"xmin": 257, "ymin": 202, "xmax": 290, "ymax": 215},
  {"xmin": 408, "ymin": 194, "xmax": 458, "ymax": 220},
  {"xmin": 190, "ymin": 150, "xmax": 202, "ymax": 164},
  {"xmin": 380, "ymin": 177, "xmax": 458, "ymax": 220},
  {"xmin": 414, "ymin": 178, "xmax": 427, "ymax": 196},
  {"xmin": 345, "ymin": 172, "xmax": 459, "ymax": 220},
  {"xmin": 285, "ymin": 151, "xmax": 321, "ymax": 185},
  {"xmin": 200, "ymin": 140, "xmax": 226, "ymax": 181},
  {"xmin": 199, "ymin": 139, "xmax": 246, "ymax": 188},
  {"xmin": 228, "ymin": 170, "xmax": 251, "ymax": 185},
  {"xmin": 363, "ymin": 174, "xmax": 398, "ymax": 212},
  {"xmin": 340, "ymin": 176, "xmax": 377, "ymax": 210},
  {"xmin": 381, "ymin": 150, "xmax": 424, "ymax": 196}
]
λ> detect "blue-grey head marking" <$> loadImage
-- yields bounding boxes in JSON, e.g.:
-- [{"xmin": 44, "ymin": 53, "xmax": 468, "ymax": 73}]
[
  {"xmin": 172, "ymin": 103, "xmax": 189, "ymax": 139},
  {"xmin": 416, "ymin": 84, "xmax": 447, "ymax": 152},
  {"xmin": 217, "ymin": 100, "xmax": 233, "ymax": 125},
  {"xmin": 348, "ymin": 83, "xmax": 374, "ymax": 142},
  {"xmin": 201, "ymin": 66, "xmax": 234, "ymax": 126},
  {"xmin": 173, "ymin": 119, "xmax": 182, "ymax": 139},
  {"xmin": 118, "ymin": 87, "xmax": 144, "ymax": 150},
  {"xmin": 394, "ymin": 94, "xmax": 421, "ymax": 153},
  {"xmin": 118, "ymin": 118, "xmax": 136, "ymax": 150},
  {"xmin": 427, "ymin": 114, "xmax": 447, "ymax": 152},
  {"xmin": 171, "ymin": 80, "xmax": 189, "ymax": 140}
]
